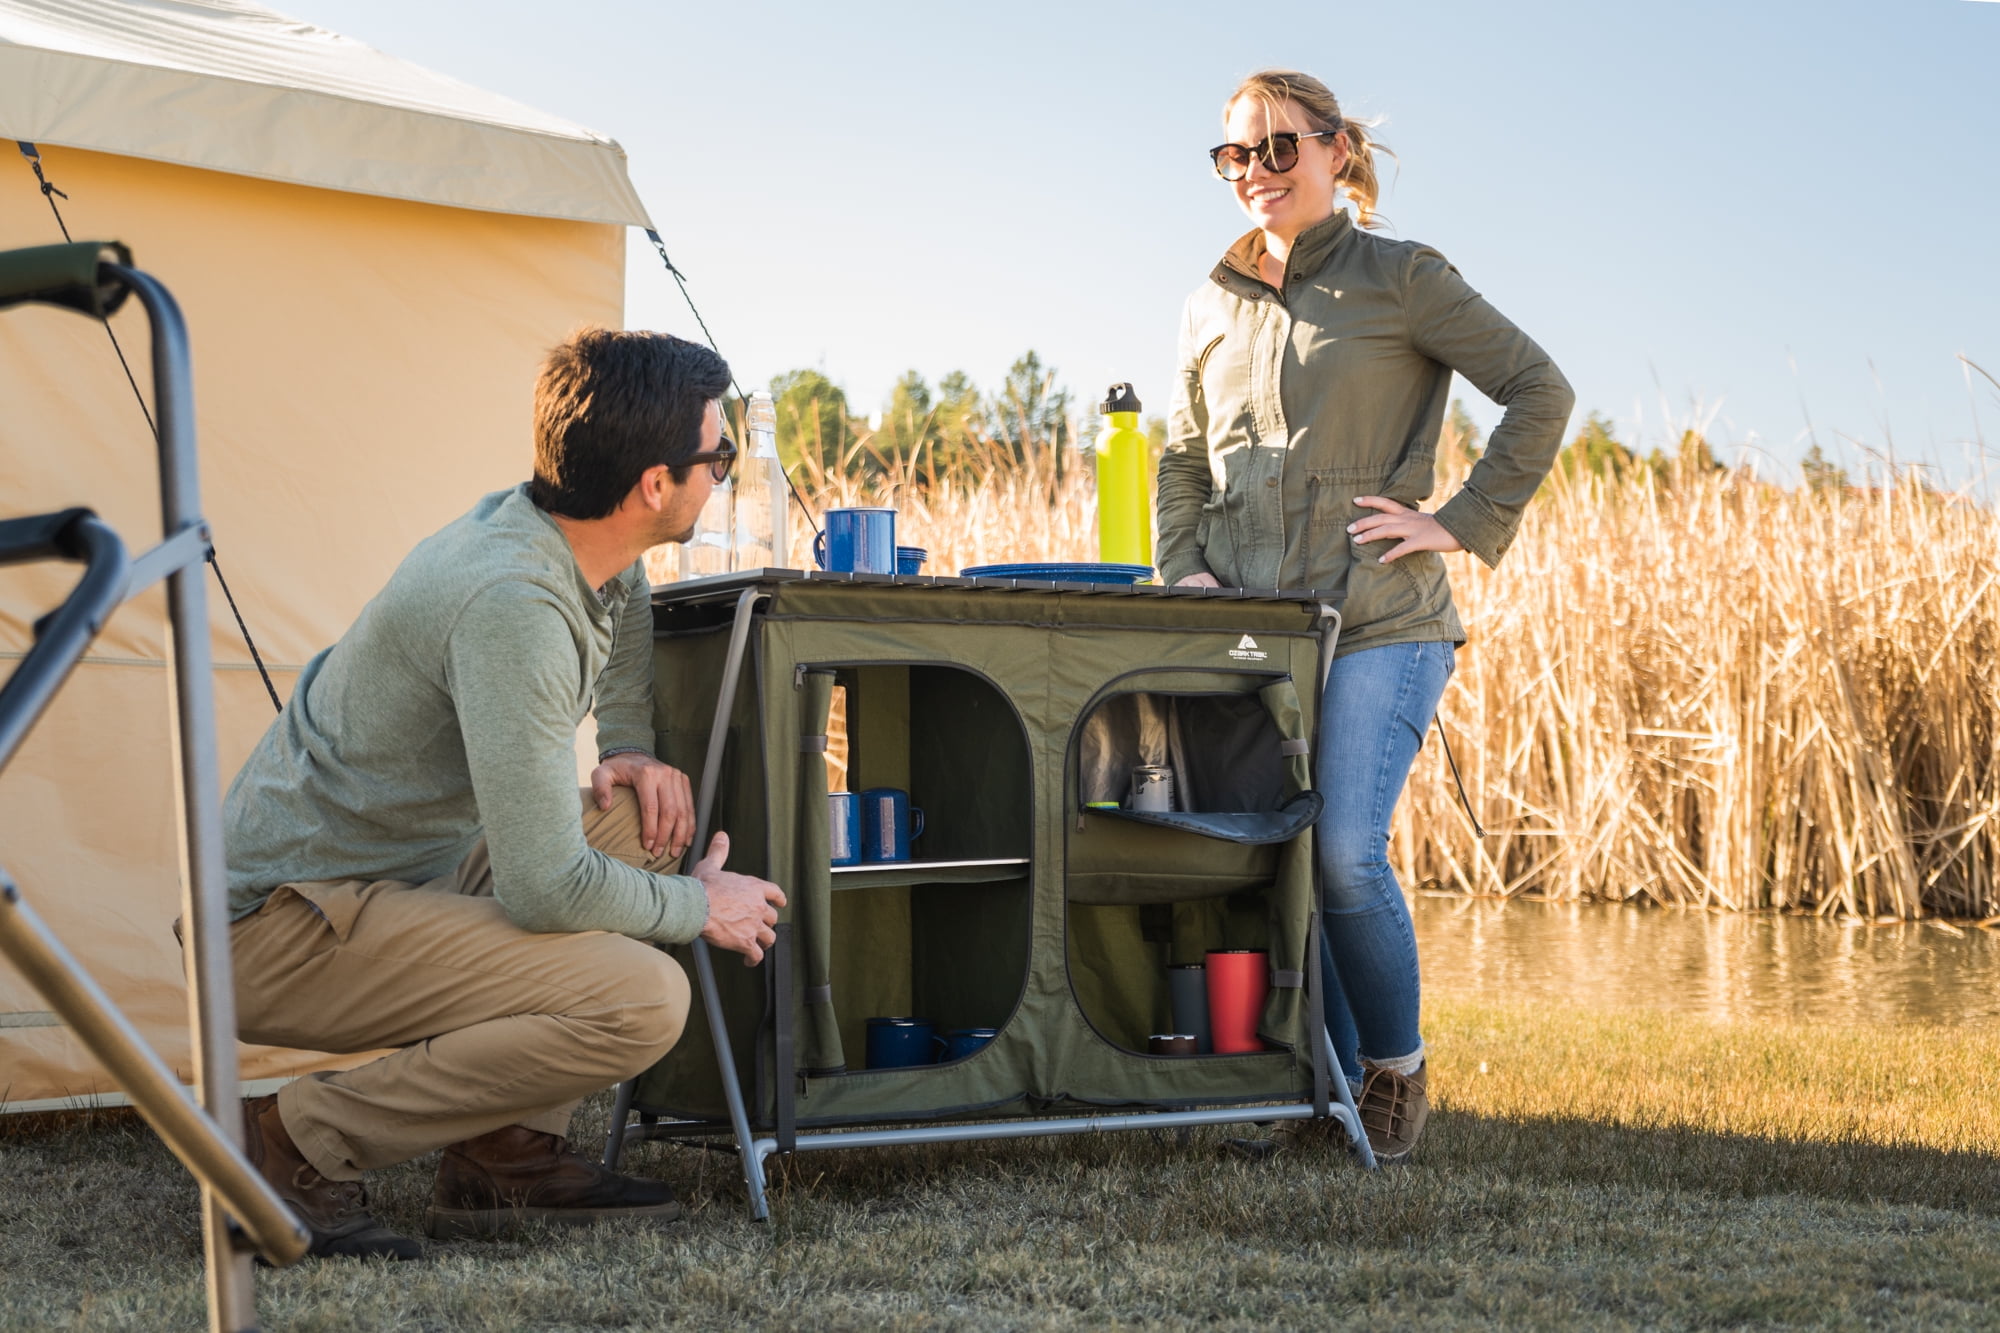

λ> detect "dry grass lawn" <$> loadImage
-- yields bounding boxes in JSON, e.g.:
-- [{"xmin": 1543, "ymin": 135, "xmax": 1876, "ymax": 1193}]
[{"xmin": 5, "ymin": 996, "xmax": 1998, "ymax": 1331}]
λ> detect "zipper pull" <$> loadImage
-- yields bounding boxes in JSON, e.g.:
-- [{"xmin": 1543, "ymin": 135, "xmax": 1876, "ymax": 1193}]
[{"xmin": 793, "ymin": 664, "xmax": 806, "ymax": 689}]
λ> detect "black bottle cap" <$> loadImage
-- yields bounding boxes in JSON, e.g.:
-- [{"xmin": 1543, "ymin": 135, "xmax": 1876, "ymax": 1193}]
[{"xmin": 1101, "ymin": 382, "xmax": 1142, "ymax": 414}]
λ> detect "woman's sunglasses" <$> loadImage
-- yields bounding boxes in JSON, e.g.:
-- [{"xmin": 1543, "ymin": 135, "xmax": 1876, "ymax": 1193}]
[
  {"xmin": 682, "ymin": 431, "xmax": 738, "ymax": 484},
  {"xmin": 1209, "ymin": 130, "xmax": 1339, "ymax": 182}
]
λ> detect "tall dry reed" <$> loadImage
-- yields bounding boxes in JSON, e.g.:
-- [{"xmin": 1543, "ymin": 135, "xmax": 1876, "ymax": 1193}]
[
  {"xmin": 719, "ymin": 427, "xmax": 1999, "ymax": 920},
  {"xmin": 781, "ymin": 432, "xmax": 1101, "ymax": 574},
  {"xmin": 1395, "ymin": 451, "xmax": 2000, "ymax": 921}
]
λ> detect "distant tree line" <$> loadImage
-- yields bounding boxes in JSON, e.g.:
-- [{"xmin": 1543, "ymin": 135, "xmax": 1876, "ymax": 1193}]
[
  {"xmin": 764, "ymin": 368, "xmax": 1851, "ymax": 502},
  {"xmin": 1545, "ymin": 411, "xmax": 1727, "ymax": 488},
  {"xmin": 1541, "ymin": 412, "xmax": 1863, "ymax": 496},
  {"xmin": 764, "ymin": 351, "xmax": 1087, "ymax": 483}
]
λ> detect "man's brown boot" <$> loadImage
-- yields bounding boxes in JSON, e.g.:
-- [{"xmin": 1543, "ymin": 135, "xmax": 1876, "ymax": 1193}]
[
  {"xmin": 423, "ymin": 1124, "xmax": 684, "ymax": 1240},
  {"xmin": 1357, "ymin": 1060, "xmax": 1430, "ymax": 1164},
  {"xmin": 241, "ymin": 1095, "xmax": 422, "ymax": 1260}
]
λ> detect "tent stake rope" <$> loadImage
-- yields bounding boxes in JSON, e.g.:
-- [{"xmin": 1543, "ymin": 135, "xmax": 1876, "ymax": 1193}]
[
  {"xmin": 15, "ymin": 142, "xmax": 285, "ymax": 714},
  {"xmin": 642, "ymin": 227, "xmax": 822, "ymax": 541}
]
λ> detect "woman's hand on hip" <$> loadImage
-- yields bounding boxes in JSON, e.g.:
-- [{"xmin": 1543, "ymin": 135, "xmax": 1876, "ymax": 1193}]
[
  {"xmin": 1349, "ymin": 497, "xmax": 1464, "ymax": 564},
  {"xmin": 1175, "ymin": 571, "xmax": 1222, "ymax": 588}
]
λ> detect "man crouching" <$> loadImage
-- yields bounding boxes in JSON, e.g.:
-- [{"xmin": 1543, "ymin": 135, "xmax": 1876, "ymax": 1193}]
[{"xmin": 221, "ymin": 328, "xmax": 784, "ymax": 1258}]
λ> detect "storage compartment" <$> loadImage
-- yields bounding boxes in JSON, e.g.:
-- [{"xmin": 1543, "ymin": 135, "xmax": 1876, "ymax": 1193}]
[
  {"xmin": 797, "ymin": 664, "xmax": 1033, "ymax": 1073},
  {"xmin": 629, "ymin": 574, "xmax": 1335, "ymax": 1132},
  {"xmin": 1066, "ymin": 896, "xmax": 1276, "ymax": 1054},
  {"xmin": 1064, "ymin": 674, "xmax": 1320, "ymax": 1056}
]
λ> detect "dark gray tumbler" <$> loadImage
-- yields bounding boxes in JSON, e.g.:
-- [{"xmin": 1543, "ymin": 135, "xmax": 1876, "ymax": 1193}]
[{"xmin": 1167, "ymin": 964, "xmax": 1212, "ymax": 1054}]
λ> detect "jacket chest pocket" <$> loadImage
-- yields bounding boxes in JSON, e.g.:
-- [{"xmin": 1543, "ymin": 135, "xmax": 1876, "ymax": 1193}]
[{"xmin": 1197, "ymin": 333, "xmax": 1256, "ymax": 453}]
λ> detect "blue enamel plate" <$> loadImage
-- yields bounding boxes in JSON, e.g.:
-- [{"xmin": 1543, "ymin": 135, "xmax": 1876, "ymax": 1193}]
[{"xmin": 959, "ymin": 562, "xmax": 1155, "ymax": 585}]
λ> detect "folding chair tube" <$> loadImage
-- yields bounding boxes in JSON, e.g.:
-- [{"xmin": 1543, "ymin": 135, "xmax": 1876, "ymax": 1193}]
[
  {"xmin": 119, "ymin": 265, "xmax": 285, "ymax": 1325},
  {"xmin": 0, "ymin": 258, "xmax": 310, "ymax": 1332},
  {"xmin": 0, "ymin": 877, "xmax": 309, "ymax": 1263},
  {"xmin": 0, "ymin": 510, "xmax": 127, "ymax": 769}
]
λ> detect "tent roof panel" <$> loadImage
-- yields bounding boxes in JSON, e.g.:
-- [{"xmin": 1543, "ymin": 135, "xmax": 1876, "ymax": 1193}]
[{"xmin": 0, "ymin": 0, "xmax": 651, "ymax": 225}]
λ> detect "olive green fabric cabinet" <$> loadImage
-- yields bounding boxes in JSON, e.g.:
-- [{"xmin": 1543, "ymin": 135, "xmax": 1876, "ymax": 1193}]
[{"xmin": 628, "ymin": 573, "xmax": 1336, "ymax": 1139}]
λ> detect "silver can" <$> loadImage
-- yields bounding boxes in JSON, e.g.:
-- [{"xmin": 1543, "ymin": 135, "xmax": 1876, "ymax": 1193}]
[{"xmin": 1130, "ymin": 765, "xmax": 1175, "ymax": 812}]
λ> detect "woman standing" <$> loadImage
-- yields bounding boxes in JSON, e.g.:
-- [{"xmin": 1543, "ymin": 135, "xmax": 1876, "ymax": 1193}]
[{"xmin": 1156, "ymin": 70, "xmax": 1573, "ymax": 1162}]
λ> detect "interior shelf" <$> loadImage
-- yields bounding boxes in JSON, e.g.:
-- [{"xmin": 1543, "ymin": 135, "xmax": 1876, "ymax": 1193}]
[{"xmin": 830, "ymin": 856, "xmax": 1030, "ymax": 891}]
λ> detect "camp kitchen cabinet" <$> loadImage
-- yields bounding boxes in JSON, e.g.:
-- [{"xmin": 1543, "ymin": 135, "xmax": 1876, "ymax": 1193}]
[{"xmin": 603, "ymin": 570, "xmax": 1371, "ymax": 1217}]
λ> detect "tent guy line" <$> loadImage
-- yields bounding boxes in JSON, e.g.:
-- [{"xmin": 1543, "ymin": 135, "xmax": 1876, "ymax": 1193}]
[
  {"xmin": 15, "ymin": 140, "xmax": 284, "ymax": 713},
  {"xmin": 641, "ymin": 224, "xmax": 821, "ymax": 542}
]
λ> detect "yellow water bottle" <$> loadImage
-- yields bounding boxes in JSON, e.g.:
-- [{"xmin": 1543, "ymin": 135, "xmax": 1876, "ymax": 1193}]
[{"xmin": 1094, "ymin": 383, "xmax": 1152, "ymax": 567}]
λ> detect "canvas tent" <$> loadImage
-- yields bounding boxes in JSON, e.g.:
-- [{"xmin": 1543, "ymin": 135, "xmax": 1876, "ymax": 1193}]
[{"xmin": 0, "ymin": 0, "xmax": 652, "ymax": 1109}]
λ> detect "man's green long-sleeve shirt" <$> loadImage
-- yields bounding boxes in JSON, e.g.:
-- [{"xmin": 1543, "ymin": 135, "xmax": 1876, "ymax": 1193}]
[{"xmin": 223, "ymin": 485, "xmax": 708, "ymax": 945}]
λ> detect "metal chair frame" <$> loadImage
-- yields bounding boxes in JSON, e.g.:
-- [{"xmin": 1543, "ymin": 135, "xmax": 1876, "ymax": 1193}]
[{"xmin": 1, "ymin": 249, "xmax": 308, "ymax": 1333}]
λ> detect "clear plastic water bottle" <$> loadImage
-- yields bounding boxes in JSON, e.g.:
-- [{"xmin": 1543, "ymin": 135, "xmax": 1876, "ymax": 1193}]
[
  {"xmin": 676, "ymin": 462, "xmax": 734, "ymax": 581},
  {"xmin": 732, "ymin": 391, "xmax": 788, "ymax": 570}
]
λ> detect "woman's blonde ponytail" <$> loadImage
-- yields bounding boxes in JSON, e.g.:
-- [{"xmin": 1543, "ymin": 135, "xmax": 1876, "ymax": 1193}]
[
  {"xmin": 1226, "ymin": 69, "xmax": 1390, "ymax": 229},
  {"xmin": 1334, "ymin": 117, "xmax": 1384, "ymax": 230}
]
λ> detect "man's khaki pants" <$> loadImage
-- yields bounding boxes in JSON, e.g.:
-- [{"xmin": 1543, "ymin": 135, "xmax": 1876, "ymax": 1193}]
[{"xmin": 231, "ymin": 789, "xmax": 692, "ymax": 1182}]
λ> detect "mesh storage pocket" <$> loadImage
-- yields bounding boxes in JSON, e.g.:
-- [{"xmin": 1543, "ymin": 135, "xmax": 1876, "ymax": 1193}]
[
  {"xmin": 1064, "ymin": 674, "xmax": 1319, "ymax": 1055},
  {"xmin": 1067, "ymin": 680, "xmax": 1319, "ymax": 906}
]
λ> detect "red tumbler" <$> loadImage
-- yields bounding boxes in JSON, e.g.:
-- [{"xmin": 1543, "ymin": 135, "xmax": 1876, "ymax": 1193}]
[{"xmin": 1204, "ymin": 949, "xmax": 1269, "ymax": 1054}]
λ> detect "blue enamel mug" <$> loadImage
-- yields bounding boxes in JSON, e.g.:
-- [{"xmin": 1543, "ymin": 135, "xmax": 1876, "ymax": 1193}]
[
  {"xmin": 896, "ymin": 545, "xmax": 927, "ymax": 576},
  {"xmin": 865, "ymin": 1016, "xmax": 935, "ymax": 1069},
  {"xmin": 860, "ymin": 787, "xmax": 925, "ymax": 863},
  {"xmin": 813, "ymin": 507, "xmax": 897, "ymax": 573},
  {"xmin": 935, "ymin": 1027, "xmax": 998, "ymax": 1062},
  {"xmin": 828, "ymin": 792, "xmax": 860, "ymax": 867}
]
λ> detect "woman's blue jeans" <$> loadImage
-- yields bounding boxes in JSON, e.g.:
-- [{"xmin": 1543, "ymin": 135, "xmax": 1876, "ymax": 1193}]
[{"xmin": 1315, "ymin": 639, "xmax": 1455, "ymax": 1085}]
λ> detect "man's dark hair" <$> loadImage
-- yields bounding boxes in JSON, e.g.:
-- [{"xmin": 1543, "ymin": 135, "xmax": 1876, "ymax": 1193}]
[{"xmin": 529, "ymin": 328, "xmax": 731, "ymax": 519}]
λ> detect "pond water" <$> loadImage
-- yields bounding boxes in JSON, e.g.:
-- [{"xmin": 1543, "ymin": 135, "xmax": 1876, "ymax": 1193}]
[{"xmin": 1410, "ymin": 892, "xmax": 2000, "ymax": 1029}]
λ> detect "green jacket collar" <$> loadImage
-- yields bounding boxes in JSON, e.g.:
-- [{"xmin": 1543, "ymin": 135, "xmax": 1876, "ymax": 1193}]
[{"xmin": 1211, "ymin": 209, "xmax": 1356, "ymax": 296}]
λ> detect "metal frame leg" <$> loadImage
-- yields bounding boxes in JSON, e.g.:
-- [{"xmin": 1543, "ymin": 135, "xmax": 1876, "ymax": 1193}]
[
  {"xmin": 772, "ymin": 923, "xmax": 796, "ymax": 1156},
  {"xmin": 684, "ymin": 587, "xmax": 772, "ymax": 1218},
  {"xmin": 1306, "ymin": 900, "xmax": 1331, "ymax": 1121},
  {"xmin": 601, "ymin": 1076, "xmax": 638, "ymax": 1170},
  {"xmin": 1308, "ymin": 601, "xmax": 1375, "ymax": 1169},
  {"xmin": 1327, "ymin": 1026, "xmax": 1376, "ymax": 1169},
  {"xmin": 603, "ymin": 587, "xmax": 771, "ymax": 1219}
]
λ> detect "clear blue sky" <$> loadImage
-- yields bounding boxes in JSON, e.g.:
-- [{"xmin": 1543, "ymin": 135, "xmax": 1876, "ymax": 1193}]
[{"xmin": 305, "ymin": 0, "xmax": 1999, "ymax": 483}]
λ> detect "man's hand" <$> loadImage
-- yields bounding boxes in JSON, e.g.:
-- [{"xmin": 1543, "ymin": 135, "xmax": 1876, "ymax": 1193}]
[
  {"xmin": 1175, "ymin": 571, "xmax": 1223, "ymax": 588},
  {"xmin": 590, "ymin": 753, "xmax": 695, "ymax": 861},
  {"xmin": 1348, "ymin": 496, "xmax": 1465, "ymax": 564},
  {"xmin": 692, "ymin": 831, "xmax": 786, "ymax": 966}
]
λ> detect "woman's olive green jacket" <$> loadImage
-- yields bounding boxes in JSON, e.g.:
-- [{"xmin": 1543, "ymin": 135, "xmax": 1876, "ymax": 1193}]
[{"xmin": 1156, "ymin": 210, "xmax": 1575, "ymax": 657}]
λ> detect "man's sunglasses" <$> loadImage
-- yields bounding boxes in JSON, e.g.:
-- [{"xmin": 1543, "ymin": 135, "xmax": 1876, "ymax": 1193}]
[
  {"xmin": 682, "ymin": 432, "xmax": 737, "ymax": 484},
  {"xmin": 1209, "ymin": 130, "xmax": 1339, "ymax": 182}
]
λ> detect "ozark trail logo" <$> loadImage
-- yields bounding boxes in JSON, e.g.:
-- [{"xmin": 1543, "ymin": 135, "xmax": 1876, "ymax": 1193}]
[{"xmin": 1227, "ymin": 634, "xmax": 1267, "ymax": 662}]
